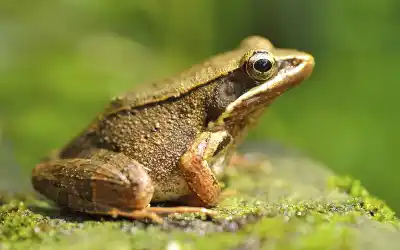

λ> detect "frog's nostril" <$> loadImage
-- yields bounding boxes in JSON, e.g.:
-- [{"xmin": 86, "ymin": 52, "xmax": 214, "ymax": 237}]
[
  {"xmin": 278, "ymin": 58, "xmax": 301, "ymax": 70},
  {"xmin": 291, "ymin": 58, "xmax": 302, "ymax": 66}
]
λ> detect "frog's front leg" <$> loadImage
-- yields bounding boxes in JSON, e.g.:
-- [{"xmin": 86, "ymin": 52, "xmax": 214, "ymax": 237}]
[
  {"xmin": 31, "ymin": 149, "xmax": 215, "ymax": 223},
  {"xmin": 179, "ymin": 130, "xmax": 233, "ymax": 207}
]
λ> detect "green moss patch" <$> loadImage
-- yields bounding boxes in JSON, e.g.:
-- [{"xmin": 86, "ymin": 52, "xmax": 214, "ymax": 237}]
[
  {"xmin": 328, "ymin": 175, "xmax": 397, "ymax": 224},
  {"xmin": 1, "ymin": 153, "xmax": 398, "ymax": 249}
]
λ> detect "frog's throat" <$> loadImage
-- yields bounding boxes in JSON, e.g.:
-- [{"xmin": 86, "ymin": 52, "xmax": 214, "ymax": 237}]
[{"xmin": 214, "ymin": 52, "xmax": 314, "ymax": 127}]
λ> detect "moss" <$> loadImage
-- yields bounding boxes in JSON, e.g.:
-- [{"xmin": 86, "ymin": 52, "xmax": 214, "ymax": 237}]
[
  {"xmin": 1, "ymin": 156, "xmax": 399, "ymax": 249},
  {"xmin": 328, "ymin": 175, "xmax": 397, "ymax": 225},
  {"xmin": 0, "ymin": 199, "xmax": 357, "ymax": 250},
  {"xmin": 0, "ymin": 196, "xmax": 81, "ymax": 245}
]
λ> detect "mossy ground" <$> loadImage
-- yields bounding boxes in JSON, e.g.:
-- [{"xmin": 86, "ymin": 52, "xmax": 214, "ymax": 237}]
[{"xmin": 0, "ymin": 148, "xmax": 398, "ymax": 250}]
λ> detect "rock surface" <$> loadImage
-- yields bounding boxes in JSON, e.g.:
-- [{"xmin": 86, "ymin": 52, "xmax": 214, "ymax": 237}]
[{"xmin": 0, "ymin": 142, "xmax": 398, "ymax": 250}]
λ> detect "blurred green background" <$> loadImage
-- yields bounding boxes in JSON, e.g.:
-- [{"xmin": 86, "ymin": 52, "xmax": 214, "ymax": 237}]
[{"xmin": 1, "ymin": 1, "xmax": 399, "ymax": 211}]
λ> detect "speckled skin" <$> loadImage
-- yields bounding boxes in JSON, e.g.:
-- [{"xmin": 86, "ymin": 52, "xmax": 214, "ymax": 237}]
[
  {"xmin": 59, "ymin": 81, "xmax": 226, "ymax": 202},
  {"xmin": 31, "ymin": 36, "xmax": 314, "ymax": 216},
  {"xmin": 50, "ymin": 70, "xmax": 260, "ymax": 204}
]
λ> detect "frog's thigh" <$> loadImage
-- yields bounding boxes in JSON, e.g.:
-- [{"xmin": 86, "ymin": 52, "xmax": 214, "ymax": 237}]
[
  {"xmin": 31, "ymin": 153, "xmax": 154, "ymax": 215},
  {"xmin": 179, "ymin": 130, "xmax": 232, "ymax": 207}
]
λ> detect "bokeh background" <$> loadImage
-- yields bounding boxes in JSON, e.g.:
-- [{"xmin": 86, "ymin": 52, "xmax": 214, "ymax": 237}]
[{"xmin": 1, "ymin": 1, "xmax": 399, "ymax": 211}]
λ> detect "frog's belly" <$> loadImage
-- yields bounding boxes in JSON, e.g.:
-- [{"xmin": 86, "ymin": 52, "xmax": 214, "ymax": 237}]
[{"xmin": 151, "ymin": 174, "xmax": 191, "ymax": 202}]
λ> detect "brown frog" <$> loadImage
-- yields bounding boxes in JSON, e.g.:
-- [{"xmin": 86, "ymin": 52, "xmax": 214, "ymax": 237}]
[{"xmin": 31, "ymin": 36, "xmax": 315, "ymax": 223}]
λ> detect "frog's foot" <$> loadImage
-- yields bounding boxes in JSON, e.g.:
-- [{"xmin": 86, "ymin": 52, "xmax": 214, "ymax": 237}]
[
  {"xmin": 87, "ymin": 208, "xmax": 164, "ymax": 224},
  {"xmin": 145, "ymin": 206, "xmax": 217, "ymax": 217},
  {"xmin": 88, "ymin": 206, "xmax": 217, "ymax": 224}
]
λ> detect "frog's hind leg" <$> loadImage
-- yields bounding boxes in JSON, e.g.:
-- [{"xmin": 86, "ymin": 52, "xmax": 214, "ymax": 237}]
[
  {"xmin": 32, "ymin": 149, "xmax": 216, "ymax": 223},
  {"xmin": 31, "ymin": 150, "xmax": 161, "ymax": 222}
]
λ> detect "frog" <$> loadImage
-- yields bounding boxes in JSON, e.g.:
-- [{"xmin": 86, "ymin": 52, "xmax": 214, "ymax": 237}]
[{"xmin": 31, "ymin": 36, "xmax": 314, "ymax": 223}]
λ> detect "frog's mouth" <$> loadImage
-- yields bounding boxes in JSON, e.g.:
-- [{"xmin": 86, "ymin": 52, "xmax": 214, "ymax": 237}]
[{"xmin": 216, "ymin": 50, "xmax": 314, "ymax": 136}]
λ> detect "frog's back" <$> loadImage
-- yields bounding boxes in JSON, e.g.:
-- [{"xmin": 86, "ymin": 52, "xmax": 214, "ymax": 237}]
[
  {"xmin": 56, "ymin": 36, "xmax": 273, "ymax": 158},
  {"xmin": 110, "ymin": 36, "xmax": 274, "ymax": 109}
]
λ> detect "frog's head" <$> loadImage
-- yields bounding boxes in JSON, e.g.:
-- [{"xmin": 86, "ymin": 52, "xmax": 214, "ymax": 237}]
[{"xmin": 206, "ymin": 36, "xmax": 314, "ymax": 141}]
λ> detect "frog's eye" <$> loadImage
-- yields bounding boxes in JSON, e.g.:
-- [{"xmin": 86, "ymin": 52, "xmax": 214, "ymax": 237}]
[{"xmin": 245, "ymin": 51, "xmax": 277, "ymax": 81}]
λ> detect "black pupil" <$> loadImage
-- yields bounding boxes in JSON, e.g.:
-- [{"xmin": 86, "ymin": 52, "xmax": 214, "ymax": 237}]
[{"xmin": 253, "ymin": 58, "xmax": 272, "ymax": 73}]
